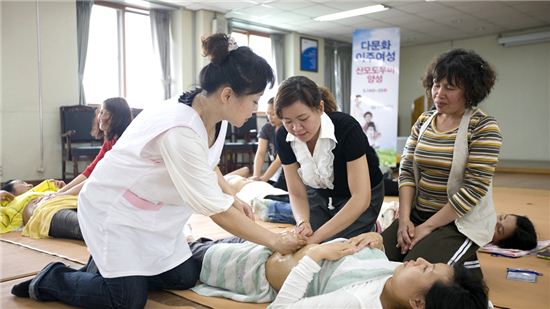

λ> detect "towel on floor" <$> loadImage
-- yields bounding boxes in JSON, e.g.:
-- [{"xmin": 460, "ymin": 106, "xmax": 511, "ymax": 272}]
[
  {"xmin": 192, "ymin": 241, "xmax": 276, "ymax": 303},
  {"xmin": 479, "ymin": 240, "xmax": 550, "ymax": 258},
  {"xmin": 22, "ymin": 195, "xmax": 78, "ymax": 238}
]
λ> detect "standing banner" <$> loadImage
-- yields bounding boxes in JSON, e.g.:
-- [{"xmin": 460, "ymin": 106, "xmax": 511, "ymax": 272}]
[{"xmin": 350, "ymin": 27, "xmax": 400, "ymax": 167}]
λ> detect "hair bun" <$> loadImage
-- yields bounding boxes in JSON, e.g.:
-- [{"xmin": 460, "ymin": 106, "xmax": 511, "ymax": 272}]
[{"xmin": 202, "ymin": 33, "xmax": 230, "ymax": 65}]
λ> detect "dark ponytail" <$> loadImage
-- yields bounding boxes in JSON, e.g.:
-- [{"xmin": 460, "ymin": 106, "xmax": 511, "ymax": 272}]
[
  {"xmin": 319, "ymin": 86, "xmax": 338, "ymax": 113},
  {"xmin": 199, "ymin": 33, "xmax": 275, "ymax": 97}
]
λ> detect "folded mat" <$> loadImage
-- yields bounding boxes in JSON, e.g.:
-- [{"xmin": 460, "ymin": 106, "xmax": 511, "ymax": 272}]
[
  {"xmin": 170, "ymin": 290, "xmax": 268, "ymax": 309},
  {"xmin": 479, "ymin": 239, "xmax": 550, "ymax": 258}
]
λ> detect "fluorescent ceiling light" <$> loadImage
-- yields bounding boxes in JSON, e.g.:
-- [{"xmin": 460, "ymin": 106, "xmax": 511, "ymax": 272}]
[
  {"xmin": 314, "ymin": 4, "xmax": 388, "ymax": 22},
  {"xmin": 497, "ymin": 29, "xmax": 550, "ymax": 47}
]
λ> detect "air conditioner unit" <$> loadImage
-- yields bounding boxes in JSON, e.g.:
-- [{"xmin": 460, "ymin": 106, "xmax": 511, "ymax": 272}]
[{"xmin": 497, "ymin": 28, "xmax": 550, "ymax": 47}]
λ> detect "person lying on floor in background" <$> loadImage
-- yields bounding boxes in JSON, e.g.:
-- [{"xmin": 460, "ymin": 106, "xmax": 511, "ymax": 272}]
[
  {"xmin": 1, "ymin": 179, "xmax": 65, "ymax": 234},
  {"xmin": 0, "ymin": 97, "xmax": 133, "ymax": 240},
  {"xmin": 227, "ymin": 174, "xmax": 538, "ymax": 253},
  {"xmin": 223, "ymin": 172, "xmax": 292, "ymax": 223},
  {"xmin": 189, "ymin": 232, "xmax": 488, "ymax": 309},
  {"xmin": 491, "ymin": 213, "xmax": 537, "ymax": 250}
]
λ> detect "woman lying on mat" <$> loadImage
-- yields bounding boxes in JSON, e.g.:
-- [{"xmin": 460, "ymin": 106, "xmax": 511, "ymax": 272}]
[
  {"xmin": 0, "ymin": 97, "xmax": 133, "ymax": 240},
  {"xmin": 1, "ymin": 179, "xmax": 65, "ymax": 234},
  {"xmin": 189, "ymin": 232, "xmax": 488, "ymax": 309},
  {"xmin": 12, "ymin": 33, "xmax": 305, "ymax": 309},
  {"xmin": 491, "ymin": 214, "xmax": 537, "ymax": 250}
]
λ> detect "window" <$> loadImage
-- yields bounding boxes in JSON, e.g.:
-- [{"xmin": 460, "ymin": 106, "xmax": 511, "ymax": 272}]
[
  {"xmin": 84, "ymin": 4, "xmax": 162, "ymax": 108},
  {"xmin": 230, "ymin": 31, "xmax": 278, "ymax": 112}
]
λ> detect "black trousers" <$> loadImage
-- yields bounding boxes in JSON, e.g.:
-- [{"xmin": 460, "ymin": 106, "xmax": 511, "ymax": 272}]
[
  {"xmin": 381, "ymin": 215, "xmax": 483, "ymax": 278},
  {"xmin": 48, "ymin": 209, "xmax": 83, "ymax": 241},
  {"xmin": 309, "ymin": 180, "xmax": 385, "ymax": 241}
]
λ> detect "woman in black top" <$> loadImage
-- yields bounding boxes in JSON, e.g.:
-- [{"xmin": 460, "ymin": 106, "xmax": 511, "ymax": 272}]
[{"xmin": 275, "ymin": 76, "xmax": 384, "ymax": 244}]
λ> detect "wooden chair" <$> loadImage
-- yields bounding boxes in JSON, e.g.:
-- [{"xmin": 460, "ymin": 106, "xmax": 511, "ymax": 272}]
[
  {"xmin": 60, "ymin": 105, "xmax": 102, "ymax": 181},
  {"xmin": 220, "ymin": 114, "xmax": 258, "ymax": 174}
]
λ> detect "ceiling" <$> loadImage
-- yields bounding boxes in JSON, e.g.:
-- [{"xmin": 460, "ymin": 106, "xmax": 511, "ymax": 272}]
[{"xmin": 157, "ymin": 0, "xmax": 550, "ymax": 46}]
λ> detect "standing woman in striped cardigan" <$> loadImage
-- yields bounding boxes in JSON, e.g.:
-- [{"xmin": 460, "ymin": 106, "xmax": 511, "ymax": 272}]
[{"xmin": 382, "ymin": 49, "xmax": 502, "ymax": 276}]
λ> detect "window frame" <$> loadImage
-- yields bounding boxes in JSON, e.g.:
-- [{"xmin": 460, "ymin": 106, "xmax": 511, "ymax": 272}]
[
  {"xmin": 86, "ymin": 2, "xmax": 152, "ymax": 104},
  {"xmin": 229, "ymin": 29, "xmax": 277, "ymax": 114}
]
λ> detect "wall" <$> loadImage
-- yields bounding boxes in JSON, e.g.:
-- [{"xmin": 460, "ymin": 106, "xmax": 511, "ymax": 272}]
[
  {"xmin": 1, "ymin": 1, "xmax": 79, "ymax": 181},
  {"xmin": 398, "ymin": 35, "xmax": 550, "ymax": 161}
]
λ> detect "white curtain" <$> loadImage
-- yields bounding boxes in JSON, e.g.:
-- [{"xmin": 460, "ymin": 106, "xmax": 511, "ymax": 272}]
[
  {"xmin": 271, "ymin": 33, "xmax": 285, "ymax": 83},
  {"xmin": 150, "ymin": 9, "xmax": 173, "ymax": 100},
  {"xmin": 324, "ymin": 39, "xmax": 352, "ymax": 113},
  {"xmin": 76, "ymin": 0, "xmax": 93, "ymax": 105}
]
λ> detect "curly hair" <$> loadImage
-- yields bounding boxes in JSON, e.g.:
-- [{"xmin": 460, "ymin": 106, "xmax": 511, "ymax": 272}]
[{"xmin": 422, "ymin": 49, "xmax": 496, "ymax": 107}]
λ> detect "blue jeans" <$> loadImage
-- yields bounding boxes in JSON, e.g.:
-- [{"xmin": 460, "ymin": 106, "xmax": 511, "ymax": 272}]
[
  {"xmin": 33, "ymin": 255, "xmax": 199, "ymax": 309},
  {"xmin": 265, "ymin": 200, "xmax": 296, "ymax": 224}
]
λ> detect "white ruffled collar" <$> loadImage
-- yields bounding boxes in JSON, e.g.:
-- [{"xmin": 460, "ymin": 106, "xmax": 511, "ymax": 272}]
[
  {"xmin": 287, "ymin": 113, "xmax": 337, "ymax": 189},
  {"xmin": 286, "ymin": 113, "xmax": 337, "ymax": 143}
]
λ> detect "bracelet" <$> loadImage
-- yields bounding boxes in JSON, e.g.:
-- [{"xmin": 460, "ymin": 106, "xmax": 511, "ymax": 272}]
[{"xmin": 296, "ymin": 219, "xmax": 309, "ymax": 228}]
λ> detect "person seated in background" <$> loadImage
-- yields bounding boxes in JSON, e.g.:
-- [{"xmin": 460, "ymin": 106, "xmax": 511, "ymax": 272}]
[
  {"xmin": 0, "ymin": 97, "xmax": 133, "ymax": 240},
  {"xmin": 250, "ymin": 97, "xmax": 287, "ymax": 190},
  {"xmin": 49, "ymin": 97, "xmax": 133, "ymax": 198},
  {"xmin": 190, "ymin": 232, "xmax": 488, "ymax": 309},
  {"xmin": 492, "ymin": 214, "xmax": 537, "ymax": 250}
]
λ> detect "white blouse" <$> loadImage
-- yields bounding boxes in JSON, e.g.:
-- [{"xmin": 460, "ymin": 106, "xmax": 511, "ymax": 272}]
[{"xmin": 286, "ymin": 113, "xmax": 337, "ymax": 189}]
